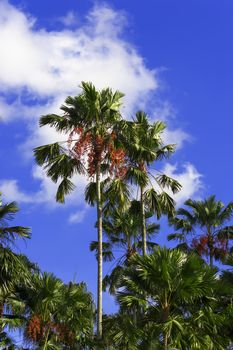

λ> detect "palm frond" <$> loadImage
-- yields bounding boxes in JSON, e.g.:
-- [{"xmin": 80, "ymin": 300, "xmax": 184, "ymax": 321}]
[
  {"xmin": 39, "ymin": 113, "xmax": 71, "ymax": 132},
  {"xmin": 33, "ymin": 143, "xmax": 61, "ymax": 166},
  {"xmin": 125, "ymin": 167, "xmax": 149, "ymax": 187},
  {"xmin": 0, "ymin": 202, "xmax": 19, "ymax": 221},
  {"xmin": 155, "ymin": 144, "xmax": 176, "ymax": 160},
  {"xmin": 144, "ymin": 188, "xmax": 162, "ymax": 219},
  {"xmin": 156, "ymin": 174, "xmax": 182, "ymax": 194},
  {"xmin": 56, "ymin": 178, "xmax": 75, "ymax": 203}
]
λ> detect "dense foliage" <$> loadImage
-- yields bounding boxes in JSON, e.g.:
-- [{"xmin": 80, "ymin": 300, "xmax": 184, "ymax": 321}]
[{"xmin": 1, "ymin": 83, "xmax": 233, "ymax": 349}]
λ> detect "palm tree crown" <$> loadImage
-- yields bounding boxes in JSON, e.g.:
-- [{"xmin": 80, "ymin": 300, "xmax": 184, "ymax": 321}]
[
  {"xmin": 168, "ymin": 196, "xmax": 233, "ymax": 266},
  {"xmin": 0, "ymin": 193, "xmax": 31, "ymax": 247},
  {"xmin": 117, "ymin": 247, "xmax": 227, "ymax": 349},
  {"xmin": 123, "ymin": 111, "xmax": 181, "ymax": 255}
]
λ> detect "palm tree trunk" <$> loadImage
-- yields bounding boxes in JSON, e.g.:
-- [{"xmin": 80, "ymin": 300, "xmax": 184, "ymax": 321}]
[
  {"xmin": 96, "ymin": 163, "xmax": 103, "ymax": 339},
  {"xmin": 209, "ymin": 252, "xmax": 213, "ymax": 268},
  {"xmin": 0, "ymin": 300, "xmax": 3, "ymax": 333},
  {"xmin": 208, "ymin": 231, "xmax": 214, "ymax": 267},
  {"xmin": 163, "ymin": 303, "xmax": 170, "ymax": 350},
  {"xmin": 43, "ymin": 326, "xmax": 51, "ymax": 350},
  {"xmin": 164, "ymin": 334, "xmax": 168, "ymax": 350},
  {"xmin": 140, "ymin": 185, "xmax": 147, "ymax": 256}
]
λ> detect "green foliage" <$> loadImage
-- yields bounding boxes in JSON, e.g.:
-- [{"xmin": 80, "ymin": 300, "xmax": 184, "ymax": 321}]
[
  {"xmin": 113, "ymin": 247, "xmax": 229, "ymax": 349},
  {"xmin": 0, "ymin": 197, "xmax": 31, "ymax": 245},
  {"xmin": 169, "ymin": 196, "xmax": 233, "ymax": 266},
  {"xmin": 2, "ymin": 82, "xmax": 233, "ymax": 350}
]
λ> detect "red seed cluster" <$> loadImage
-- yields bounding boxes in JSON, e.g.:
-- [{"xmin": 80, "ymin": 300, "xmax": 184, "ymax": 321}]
[
  {"xmin": 192, "ymin": 235, "xmax": 228, "ymax": 259},
  {"xmin": 54, "ymin": 323, "xmax": 75, "ymax": 344},
  {"xmin": 68, "ymin": 128, "xmax": 127, "ymax": 178},
  {"xmin": 27, "ymin": 314, "xmax": 42, "ymax": 342}
]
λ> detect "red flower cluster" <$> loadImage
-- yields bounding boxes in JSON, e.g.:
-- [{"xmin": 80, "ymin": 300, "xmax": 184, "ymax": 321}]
[
  {"xmin": 27, "ymin": 314, "xmax": 42, "ymax": 342},
  {"xmin": 192, "ymin": 235, "xmax": 228, "ymax": 259},
  {"xmin": 27, "ymin": 315, "xmax": 74, "ymax": 345},
  {"xmin": 68, "ymin": 128, "xmax": 127, "ymax": 178},
  {"xmin": 53, "ymin": 323, "xmax": 75, "ymax": 344},
  {"xmin": 192, "ymin": 236, "xmax": 209, "ymax": 256}
]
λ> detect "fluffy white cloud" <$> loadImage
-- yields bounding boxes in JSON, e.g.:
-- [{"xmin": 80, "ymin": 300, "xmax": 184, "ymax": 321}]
[
  {"xmin": 32, "ymin": 166, "xmax": 88, "ymax": 207},
  {"xmin": 0, "ymin": 1, "xmax": 198, "ymax": 212},
  {"xmin": 0, "ymin": 179, "xmax": 34, "ymax": 203},
  {"xmin": 163, "ymin": 128, "xmax": 191, "ymax": 150},
  {"xmin": 68, "ymin": 209, "xmax": 87, "ymax": 224},
  {"xmin": 160, "ymin": 163, "xmax": 203, "ymax": 206},
  {"xmin": 0, "ymin": 0, "xmax": 157, "ymax": 120},
  {"xmin": 0, "ymin": 162, "xmax": 203, "ymax": 210},
  {"xmin": 0, "ymin": 166, "xmax": 88, "ymax": 208},
  {"xmin": 58, "ymin": 11, "xmax": 79, "ymax": 27}
]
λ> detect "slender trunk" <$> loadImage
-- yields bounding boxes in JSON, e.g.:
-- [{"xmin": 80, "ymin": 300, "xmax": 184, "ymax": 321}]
[
  {"xmin": 164, "ymin": 333, "xmax": 168, "ymax": 350},
  {"xmin": 163, "ymin": 302, "xmax": 170, "ymax": 350},
  {"xmin": 209, "ymin": 252, "xmax": 213, "ymax": 268},
  {"xmin": 140, "ymin": 185, "xmax": 147, "ymax": 256},
  {"xmin": 0, "ymin": 300, "xmax": 4, "ymax": 333},
  {"xmin": 96, "ymin": 164, "xmax": 103, "ymax": 339},
  {"xmin": 208, "ymin": 228, "xmax": 214, "ymax": 268},
  {"xmin": 43, "ymin": 326, "xmax": 51, "ymax": 350}
]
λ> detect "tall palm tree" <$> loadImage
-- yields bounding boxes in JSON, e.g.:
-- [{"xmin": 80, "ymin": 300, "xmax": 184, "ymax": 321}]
[
  {"xmin": 123, "ymin": 112, "xmax": 181, "ymax": 255},
  {"xmin": 117, "ymin": 247, "xmax": 228, "ymax": 349},
  {"xmin": 168, "ymin": 196, "xmax": 233, "ymax": 266},
  {"xmin": 34, "ymin": 82, "xmax": 124, "ymax": 338}
]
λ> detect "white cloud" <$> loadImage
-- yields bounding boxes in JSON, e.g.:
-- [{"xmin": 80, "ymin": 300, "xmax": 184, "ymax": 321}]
[
  {"xmin": 0, "ymin": 162, "xmax": 203, "ymax": 209},
  {"xmin": 0, "ymin": 1, "xmax": 157, "ymax": 118},
  {"xmin": 32, "ymin": 166, "xmax": 88, "ymax": 207},
  {"xmin": 0, "ymin": 179, "xmax": 34, "ymax": 203},
  {"xmin": 163, "ymin": 128, "xmax": 191, "ymax": 150},
  {"xmin": 59, "ymin": 11, "xmax": 78, "ymax": 27},
  {"xmin": 0, "ymin": 1, "xmax": 199, "ymax": 211},
  {"xmin": 68, "ymin": 209, "xmax": 87, "ymax": 224},
  {"xmin": 160, "ymin": 163, "xmax": 203, "ymax": 206},
  {"xmin": 0, "ymin": 166, "xmax": 88, "ymax": 207}
]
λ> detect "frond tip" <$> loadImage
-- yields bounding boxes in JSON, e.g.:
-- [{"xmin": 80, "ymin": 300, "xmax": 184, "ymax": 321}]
[{"xmin": 56, "ymin": 178, "xmax": 76, "ymax": 203}]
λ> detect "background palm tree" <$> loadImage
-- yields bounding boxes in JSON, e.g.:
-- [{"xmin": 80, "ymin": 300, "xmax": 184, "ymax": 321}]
[
  {"xmin": 18, "ymin": 272, "xmax": 94, "ymax": 350},
  {"xmin": 215, "ymin": 254, "xmax": 233, "ymax": 346},
  {"xmin": 0, "ymin": 193, "xmax": 33, "ymax": 340},
  {"xmin": 90, "ymin": 200, "xmax": 159, "ymax": 294},
  {"xmin": 117, "ymin": 247, "xmax": 228, "ymax": 349},
  {"xmin": 168, "ymin": 196, "xmax": 233, "ymax": 266},
  {"xmin": 0, "ymin": 193, "xmax": 31, "ymax": 247},
  {"xmin": 34, "ymin": 82, "xmax": 124, "ymax": 338},
  {"xmin": 123, "ymin": 112, "xmax": 181, "ymax": 255}
]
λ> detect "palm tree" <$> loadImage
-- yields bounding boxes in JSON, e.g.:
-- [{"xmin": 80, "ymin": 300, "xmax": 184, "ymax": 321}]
[
  {"xmin": 0, "ymin": 193, "xmax": 31, "ymax": 247},
  {"xmin": 90, "ymin": 200, "xmax": 159, "ymax": 294},
  {"xmin": 117, "ymin": 247, "xmax": 228, "ymax": 349},
  {"xmin": 0, "ymin": 193, "xmax": 32, "ymax": 338},
  {"xmin": 34, "ymin": 82, "xmax": 124, "ymax": 338},
  {"xmin": 19, "ymin": 272, "xmax": 94, "ymax": 349},
  {"xmin": 168, "ymin": 196, "xmax": 233, "ymax": 266},
  {"xmin": 216, "ymin": 254, "xmax": 233, "ymax": 345},
  {"xmin": 123, "ymin": 112, "xmax": 181, "ymax": 255}
]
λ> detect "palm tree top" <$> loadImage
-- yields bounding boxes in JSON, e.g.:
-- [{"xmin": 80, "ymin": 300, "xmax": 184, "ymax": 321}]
[
  {"xmin": 0, "ymin": 194, "xmax": 31, "ymax": 246},
  {"xmin": 176, "ymin": 196, "xmax": 233, "ymax": 229}
]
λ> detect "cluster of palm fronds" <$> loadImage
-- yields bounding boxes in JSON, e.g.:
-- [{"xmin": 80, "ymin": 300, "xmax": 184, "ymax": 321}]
[
  {"xmin": 1, "ymin": 83, "xmax": 233, "ymax": 349},
  {"xmin": 0, "ymin": 195, "xmax": 94, "ymax": 350},
  {"xmin": 1, "ymin": 193, "xmax": 233, "ymax": 349}
]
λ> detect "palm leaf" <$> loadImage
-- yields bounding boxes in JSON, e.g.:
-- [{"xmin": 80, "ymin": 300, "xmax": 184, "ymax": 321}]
[
  {"xmin": 156, "ymin": 174, "xmax": 182, "ymax": 194},
  {"xmin": 56, "ymin": 178, "xmax": 75, "ymax": 203}
]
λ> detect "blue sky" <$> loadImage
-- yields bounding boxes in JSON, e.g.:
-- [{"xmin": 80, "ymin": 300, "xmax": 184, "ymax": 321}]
[{"xmin": 0, "ymin": 0, "xmax": 232, "ymax": 312}]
